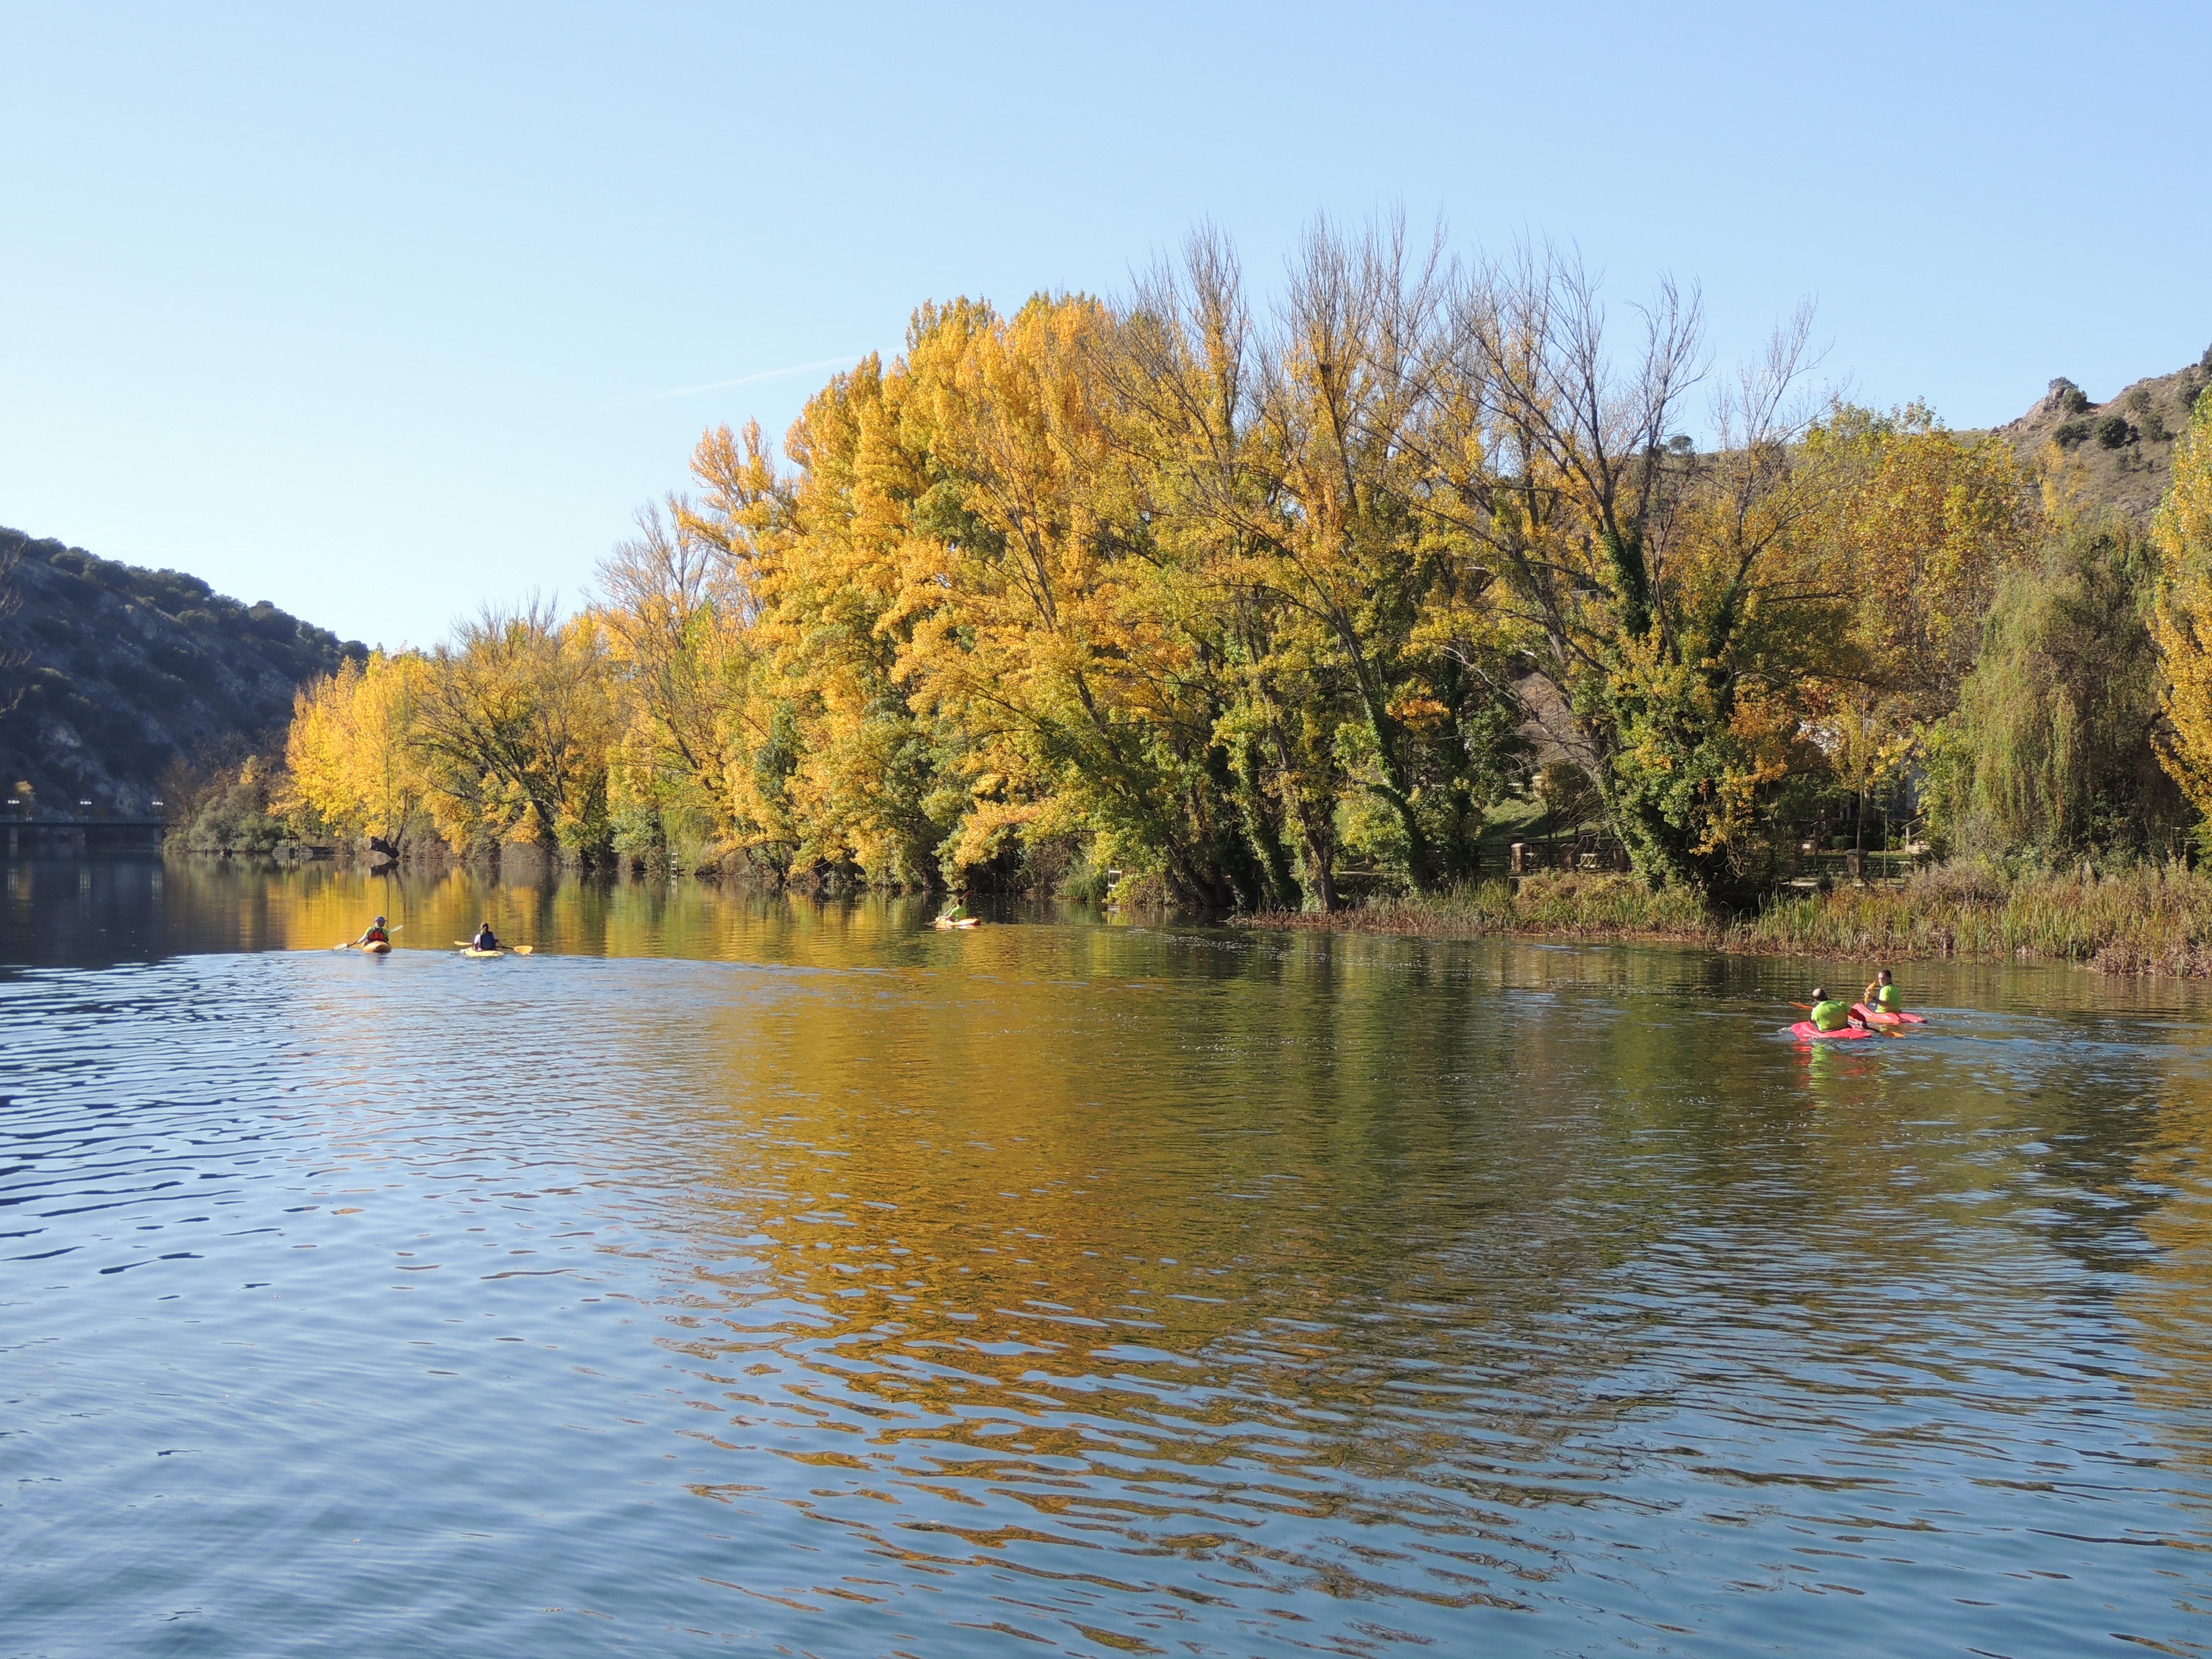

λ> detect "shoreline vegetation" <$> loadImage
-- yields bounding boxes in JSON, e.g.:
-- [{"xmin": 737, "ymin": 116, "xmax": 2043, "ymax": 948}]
[
  {"xmin": 138, "ymin": 221, "xmax": 2212, "ymax": 979},
  {"xmin": 1238, "ymin": 863, "xmax": 2212, "ymax": 975}
]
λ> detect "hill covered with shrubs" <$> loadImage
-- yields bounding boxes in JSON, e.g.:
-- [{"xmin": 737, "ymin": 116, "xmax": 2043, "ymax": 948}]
[
  {"xmin": 0, "ymin": 527, "xmax": 363, "ymax": 814},
  {"xmin": 1989, "ymin": 349, "xmax": 2212, "ymax": 520}
]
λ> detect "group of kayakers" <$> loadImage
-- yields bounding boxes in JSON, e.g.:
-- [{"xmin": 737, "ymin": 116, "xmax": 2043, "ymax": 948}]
[
  {"xmin": 349, "ymin": 915, "xmax": 501, "ymax": 950},
  {"xmin": 1805, "ymin": 968, "xmax": 1902, "ymax": 1032},
  {"xmin": 339, "ymin": 914, "xmax": 1917, "ymax": 1033}
]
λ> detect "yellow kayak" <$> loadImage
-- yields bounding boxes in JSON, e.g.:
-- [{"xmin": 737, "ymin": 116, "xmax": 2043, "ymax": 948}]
[
  {"xmin": 455, "ymin": 941, "xmax": 533, "ymax": 957},
  {"xmin": 932, "ymin": 917, "xmax": 981, "ymax": 930},
  {"xmin": 359, "ymin": 940, "xmax": 392, "ymax": 954},
  {"xmin": 460, "ymin": 947, "xmax": 503, "ymax": 958}
]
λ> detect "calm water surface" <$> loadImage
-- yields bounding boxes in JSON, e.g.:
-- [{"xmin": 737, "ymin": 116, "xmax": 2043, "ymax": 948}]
[{"xmin": 5, "ymin": 856, "xmax": 2212, "ymax": 1656}]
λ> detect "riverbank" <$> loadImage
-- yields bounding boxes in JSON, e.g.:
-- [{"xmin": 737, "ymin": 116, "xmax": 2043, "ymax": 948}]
[{"xmin": 1237, "ymin": 864, "xmax": 2212, "ymax": 975}]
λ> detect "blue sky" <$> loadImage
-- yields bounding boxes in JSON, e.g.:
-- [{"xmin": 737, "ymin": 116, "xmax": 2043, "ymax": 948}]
[{"xmin": 2, "ymin": 1, "xmax": 2205, "ymax": 649}]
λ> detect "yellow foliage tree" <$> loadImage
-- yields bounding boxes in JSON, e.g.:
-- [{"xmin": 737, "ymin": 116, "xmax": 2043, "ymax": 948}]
[
  {"xmin": 2152, "ymin": 396, "xmax": 2212, "ymax": 814},
  {"xmin": 598, "ymin": 500, "xmax": 745, "ymax": 866},
  {"xmin": 410, "ymin": 604, "xmax": 616, "ymax": 859},
  {"xmin": 1809, "ymin": 403, "xmax": 2037, "ymax": 722},
  {"xmin": 282, "ymin": 652, "xmax": 432, "ymax": 852}
]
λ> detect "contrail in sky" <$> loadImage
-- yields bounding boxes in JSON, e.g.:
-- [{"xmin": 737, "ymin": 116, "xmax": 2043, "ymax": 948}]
[{"xmin": 609, "ymin": 353, "xmax": 865, "ymax": 409}]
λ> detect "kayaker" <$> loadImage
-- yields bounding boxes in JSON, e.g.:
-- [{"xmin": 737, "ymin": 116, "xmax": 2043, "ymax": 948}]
[
  {"xmin": 938, "ymin": 902, "xmax": 969, "ymax": 924},
  {"xmin": 1807, "ymin": 985, "xmax": 1860, "ymax": 1032},
  {"xmin": 471, "ymin": 920, "xmax": 500, "ymax": 951},
  {"xmin": 352, "ymin": 915, "xmax": 390, "ymax": 947},
  {"xmin": 1863, "ymin": 968, "xmax": 1902, "ymax": 1015}
]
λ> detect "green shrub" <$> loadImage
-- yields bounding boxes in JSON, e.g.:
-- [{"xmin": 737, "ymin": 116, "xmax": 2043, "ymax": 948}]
[
  {"xmin": 2096, "ymin": 413, "xmax": 2134, "ymax": 449},
  {"xmin": 2055, "ymin": 419, "xmax": 2092, "ymax": 449}
]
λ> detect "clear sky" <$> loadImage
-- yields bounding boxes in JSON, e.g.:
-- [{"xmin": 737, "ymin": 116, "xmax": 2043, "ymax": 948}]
[{"xmin": 2, "ymin": 1, "xmax": 2205, "ymax": 649}]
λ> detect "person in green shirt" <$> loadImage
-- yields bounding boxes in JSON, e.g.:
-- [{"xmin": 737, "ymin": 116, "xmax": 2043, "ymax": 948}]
[
  {"xmin": 1807, "ymin": 986, "xmax": 1858, "ymax": 1031},
  {"xmin": 1863, "ymin": 968, "xmax": 1902, "ymax": 1014}
]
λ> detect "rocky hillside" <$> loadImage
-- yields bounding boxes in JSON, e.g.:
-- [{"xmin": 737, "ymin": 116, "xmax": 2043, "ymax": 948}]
[
  {"xmin": 0, "ymin": 528, "xmax": 362, "ymax": 814},
  {"xmin": 1989, "ymin": 348, "xmax": 2212, "ymax": 521}
]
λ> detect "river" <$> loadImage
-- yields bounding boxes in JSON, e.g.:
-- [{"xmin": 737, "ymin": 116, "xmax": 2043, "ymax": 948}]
[{"xmin": 4, "ymin": 854, "xmax": 2210, "ymax": 1656}]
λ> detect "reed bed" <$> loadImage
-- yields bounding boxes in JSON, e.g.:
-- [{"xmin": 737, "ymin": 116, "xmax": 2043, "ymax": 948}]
[
  {"xmin": 1733, "ymin": 862, "xmax": 2212, "ymax": 974},
  {"xmin": 1244, "ymin": 872, "xmax": 1718, "ymax": 944},
  {"xmin": 1240, "ymin": 862, "xmax": 2212, "ymax": 975}
]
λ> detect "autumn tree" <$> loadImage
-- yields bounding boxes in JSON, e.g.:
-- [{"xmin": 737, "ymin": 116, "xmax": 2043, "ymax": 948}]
[
  {"xmin": 1419, "ymin": 249, "xmax": 1842, "ymax": 898},
  {"xmin": 283, "ymin": 651, "xmax": 433, "ymax": 853},
  {"xmin": 685, "ymin": 352, "xmax": 957, "ymax": 888},
  {"xmin": 898, "ymin": 291, "xmax": 1283, "ymax": 905},
  {"xmin": 2152, "ymin": 395, "xmax": 2212, "ymax": 817},
  {"xmin": 411, "ymin": 601, "xmax": 615, "ymax": 861},
  {"xmin": 1104, "ymin": 224, "xmax": 1527, "ymax": 905},
  {"xmin": 598, "ymin": 499, "xmax": 747, "ymax": 864},
  {"xmin": 1811, "ymin": 404, "xmax": 2036, "ymax": 722}
]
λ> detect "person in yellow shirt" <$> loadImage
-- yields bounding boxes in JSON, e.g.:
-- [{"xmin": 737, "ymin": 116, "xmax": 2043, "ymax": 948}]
[
  {"xmin": 1806, "ymin": 986, "xmax": 1857, "ymax": 1032},
  {"xmin": 1863, "ymin": 968, "xmax": 1902, "ymax": 1015}
]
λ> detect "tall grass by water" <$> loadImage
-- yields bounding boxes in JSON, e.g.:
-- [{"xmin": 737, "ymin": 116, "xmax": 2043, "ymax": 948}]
[
  {"xmin": 1245, "ymin": 862, "xmax": 2212, "ymax": 974},
  {"xmin": 1246, "ymin": 871, "xmax": 1717, "ymax": 944},
  {"xmin": 1735, "ymin": 860, "xmax": 2212, "ymax": 974}
]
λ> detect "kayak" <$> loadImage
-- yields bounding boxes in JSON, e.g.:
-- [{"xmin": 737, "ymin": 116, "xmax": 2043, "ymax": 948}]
[
  {"xmin": 933, "ymin": 917, "xmax": 981, "ymax": 930},
  {"xmin": 1852, "ymin": 1002, "xmax": 1925, "ymax": 1026},
  {"xmin": 454, "ymin": 941, "xmax": 533, "ymax": 956},
  {"xmin": 460, "ymin": 947, "xmax": 504, "ymax": 958},
  {"xmin": 359, "ymin": 940, "xmax": 392, "ymax": 955},
  {"xmin": 1790, "ymin": 1019, "xmax": 1875, "ymax": 1041}
]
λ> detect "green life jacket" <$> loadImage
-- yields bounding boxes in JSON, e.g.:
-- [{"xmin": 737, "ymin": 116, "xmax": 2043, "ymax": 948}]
[
  {"xmin": 1874, "ymin": 983, "xmax": 1901, "ymax": 1011},
  {"xmin": 1811, "ymin": 998, "xmax": 1852, "ymax": 1031}
]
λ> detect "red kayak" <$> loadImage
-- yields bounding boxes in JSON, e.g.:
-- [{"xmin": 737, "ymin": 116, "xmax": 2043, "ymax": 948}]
[
  {"xmin": 1790, "ymin": 1020, "xmax": 1876, "ymax": 1041},
  {"xmin": 1852, "ymin": 1003, "xmax": 1926, "ymax": 1026}
]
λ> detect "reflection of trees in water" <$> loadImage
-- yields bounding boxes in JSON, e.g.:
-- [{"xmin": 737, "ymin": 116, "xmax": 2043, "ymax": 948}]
[
  {"xmin": 561, "ymin": 930, "xmax": 2182, "ymax": 1625},
  {"xmin": 2017, "ymin": 1056, "xmax": 2186, "ymax": 1279},
  {"xmin": 627, "ymin": 936, "xmax": 1636, "ymax": 1614},
  {"xmin": 2117, "ymin": 1064, "xmax": 2212, "ymax": 1467}
]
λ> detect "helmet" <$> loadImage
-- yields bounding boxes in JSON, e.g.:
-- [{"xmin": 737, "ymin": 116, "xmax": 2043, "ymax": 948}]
[{"xmin": 374, "ymin": 915, "xmax": 386, "ymax": 926}]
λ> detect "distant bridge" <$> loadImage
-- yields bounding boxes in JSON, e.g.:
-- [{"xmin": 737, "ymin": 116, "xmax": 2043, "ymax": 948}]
[{"xmin": 4, "ymin": 818, "xmax": 169, "ymax": 852}]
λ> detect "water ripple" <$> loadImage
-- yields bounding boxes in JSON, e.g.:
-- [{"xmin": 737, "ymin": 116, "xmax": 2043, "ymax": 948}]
[{"xmin": 2, "ymin": 931, "xmax": 2211, "ymax": 1656}]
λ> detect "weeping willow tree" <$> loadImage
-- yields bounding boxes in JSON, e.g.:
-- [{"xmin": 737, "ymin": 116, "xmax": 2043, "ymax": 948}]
[{"xmin": 1926, "ymin": 515, "xmax": 2187, "ymax": 858}]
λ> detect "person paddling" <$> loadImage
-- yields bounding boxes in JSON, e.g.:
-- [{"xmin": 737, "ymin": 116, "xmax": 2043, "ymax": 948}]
[
  {"xmin": 1863, "ymin": 968, "xmax": 1902, "ymax": 1016},
  {"xmin": 470, "ymin": 919, "xmax": 500, "ymax": 952},
  {"xmin": 1806, "ymin": 985, "xmax": 1862, "ymax": 1032},
  {"xmin": 352, "ymin": 915, "xmax": 391, "ymax": 948}
]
